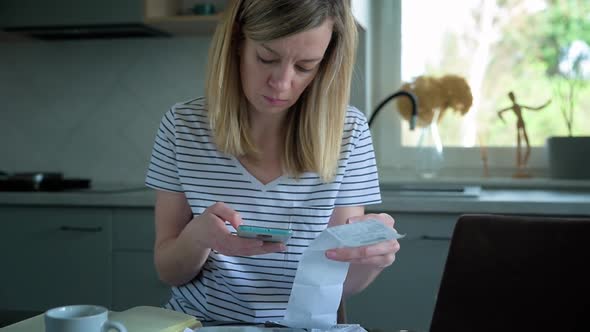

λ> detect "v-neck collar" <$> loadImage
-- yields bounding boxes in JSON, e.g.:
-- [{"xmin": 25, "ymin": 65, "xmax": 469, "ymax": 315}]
[{"xmin": 230, "ymin": 156, "xmax": 286, "ymax": 192}]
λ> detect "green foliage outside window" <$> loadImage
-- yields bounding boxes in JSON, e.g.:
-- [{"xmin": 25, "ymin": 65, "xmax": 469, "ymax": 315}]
[{"xmin": 403, "ymin": 0, "xmax": 590, "ymax": 147}]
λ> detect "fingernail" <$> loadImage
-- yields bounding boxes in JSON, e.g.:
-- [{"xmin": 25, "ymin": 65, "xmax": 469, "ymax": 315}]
[{"xmin": 326, "ymin": 250, "xmax": 337, "ymax": 259}]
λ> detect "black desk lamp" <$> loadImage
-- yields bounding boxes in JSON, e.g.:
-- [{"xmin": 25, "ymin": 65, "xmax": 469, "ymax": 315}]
[{"xmin": 367, "ymin": 91, "xmax": 418, "ymax": 130}]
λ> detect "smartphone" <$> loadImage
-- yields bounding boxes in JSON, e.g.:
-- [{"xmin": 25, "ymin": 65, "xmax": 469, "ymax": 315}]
[{"xmin": 237, "ymin": 225, "xmax": 293, "ymax": 243}]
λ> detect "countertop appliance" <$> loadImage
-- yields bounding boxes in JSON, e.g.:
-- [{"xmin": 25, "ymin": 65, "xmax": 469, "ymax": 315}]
[{"xmin": 0, "ymin": 172, "xmax": 90, "ymax": 192}]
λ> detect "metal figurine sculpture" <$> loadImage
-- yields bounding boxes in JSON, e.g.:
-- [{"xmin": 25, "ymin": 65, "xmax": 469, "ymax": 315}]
[{"xmin": 497, "ymin": 91, "xmax": 551, "ymax": 177}]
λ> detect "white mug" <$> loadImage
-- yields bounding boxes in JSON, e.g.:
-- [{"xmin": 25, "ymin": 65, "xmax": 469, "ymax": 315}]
[{"xmin": 44, "ymin": 304, "xmax": 127, "ymax": 332}]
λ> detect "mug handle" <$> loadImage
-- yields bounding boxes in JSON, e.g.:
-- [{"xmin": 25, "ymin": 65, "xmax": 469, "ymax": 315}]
[{"xmin": 102, "ymin": 320, "xmax": 127, "ymax": 332}]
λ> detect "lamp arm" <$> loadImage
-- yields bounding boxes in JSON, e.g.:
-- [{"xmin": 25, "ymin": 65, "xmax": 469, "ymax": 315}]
[{"xmin": 368, "ymin": 90, "xmax": 418, "ymax": 130}]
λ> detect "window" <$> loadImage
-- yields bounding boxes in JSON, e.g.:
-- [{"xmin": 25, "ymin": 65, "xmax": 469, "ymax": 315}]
[{"xmin": 369, "ymin": 0, "xmax": 590, "ymax": 179}]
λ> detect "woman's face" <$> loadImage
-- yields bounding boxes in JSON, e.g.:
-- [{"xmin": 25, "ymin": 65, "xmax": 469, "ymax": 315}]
[{"xmin": 239, "ymin": 19, "xmax": 333, "ymax": 116}]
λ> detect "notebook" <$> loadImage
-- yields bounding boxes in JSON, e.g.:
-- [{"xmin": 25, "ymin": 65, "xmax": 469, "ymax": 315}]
[{"xmin": 110, "ymin": 306, "xmax": 201, "ymax": 332}]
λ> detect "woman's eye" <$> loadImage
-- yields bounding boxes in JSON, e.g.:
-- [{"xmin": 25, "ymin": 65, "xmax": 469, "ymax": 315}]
[
  {"xmin": 257, "ymin": 56, "xmax": 276, "ymax": 64},
  {"xmin": 296, "ymin": 65, "xmax": 313, "ymax": 73}
]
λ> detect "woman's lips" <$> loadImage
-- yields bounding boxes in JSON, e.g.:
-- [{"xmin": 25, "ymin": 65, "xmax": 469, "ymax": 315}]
[{"xmin": 263, "ymin": 96, "xmax": 288, "ymax": 106}]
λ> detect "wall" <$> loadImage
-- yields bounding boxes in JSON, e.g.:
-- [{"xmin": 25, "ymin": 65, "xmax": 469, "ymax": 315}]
[
  {"xmin": 0, "ymin": 37, "xmax": 209, "ymax": 185},
  {"xmin": 0, "ymin": 36, "xmax": 366, "ymax": 185}
]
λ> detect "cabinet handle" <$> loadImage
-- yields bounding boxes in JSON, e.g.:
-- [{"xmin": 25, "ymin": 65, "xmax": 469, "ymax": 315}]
[
  {"xmin": 59, "ymin": 226, "xmax": 103, "ymax": 233},
  {"xmin": 420, "ymin": 235, "xmax": 451, "ymax": 241}
]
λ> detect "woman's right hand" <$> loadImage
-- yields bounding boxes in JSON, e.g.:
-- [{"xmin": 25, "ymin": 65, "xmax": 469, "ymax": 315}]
[
  {"xmin": 155, "ymin": 192, "xmax": 285, "ymax": 286},
  {"xmin": 186, "ymin": 202, "xmax": 286, "ymax": 256}
]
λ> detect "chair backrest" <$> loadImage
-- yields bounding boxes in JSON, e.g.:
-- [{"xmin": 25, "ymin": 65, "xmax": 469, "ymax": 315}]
[{"xmin": 430, "ymin": 214, "xmax": 590, "ymax": 332}]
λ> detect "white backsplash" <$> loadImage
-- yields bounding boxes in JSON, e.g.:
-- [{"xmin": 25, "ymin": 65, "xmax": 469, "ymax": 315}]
[{"xmin": 0, "ymin": 37, "xmax": 210, "ymax": 185}]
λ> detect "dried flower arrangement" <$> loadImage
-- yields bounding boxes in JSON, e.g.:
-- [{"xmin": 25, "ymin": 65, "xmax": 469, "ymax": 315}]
[{"xmin": 396, "ymin": 74, "xmax": 473, "ymax": 127}]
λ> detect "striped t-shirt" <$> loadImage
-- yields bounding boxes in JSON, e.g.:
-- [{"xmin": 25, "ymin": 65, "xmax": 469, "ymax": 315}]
[{"xmin": 145, "ymin": 97, "xmax": 381, "ymax": 323}]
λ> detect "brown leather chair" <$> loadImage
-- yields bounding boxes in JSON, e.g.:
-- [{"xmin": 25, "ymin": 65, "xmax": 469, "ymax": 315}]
[{"xmin": 430, "ymin": 214, "xmax": 590, "ymax": 332}]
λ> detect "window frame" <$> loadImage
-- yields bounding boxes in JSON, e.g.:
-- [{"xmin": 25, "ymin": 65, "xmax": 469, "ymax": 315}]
[{"xmin": 366, "ymin": 0, "xmax": 549, "ymax": 181}]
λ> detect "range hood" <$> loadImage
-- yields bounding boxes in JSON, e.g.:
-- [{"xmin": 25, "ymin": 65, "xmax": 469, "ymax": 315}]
[{"xmin": 0, "ymin": 0, "xmax": 169, "ymax": 40}]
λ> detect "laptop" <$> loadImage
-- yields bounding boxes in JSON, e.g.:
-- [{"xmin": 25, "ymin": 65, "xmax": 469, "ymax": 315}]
[{"xmin": 429, "ymin": 214, "xmax": 590, "ymax": 332}]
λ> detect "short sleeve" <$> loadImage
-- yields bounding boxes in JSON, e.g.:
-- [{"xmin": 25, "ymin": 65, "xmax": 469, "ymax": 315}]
[
  {"xmin": 334, "ymin": 108, "xmax": 382, "ymax": 206},
  {"xmin": 145, "ymin": 109, "xmax": 183, "ymax": 192}
]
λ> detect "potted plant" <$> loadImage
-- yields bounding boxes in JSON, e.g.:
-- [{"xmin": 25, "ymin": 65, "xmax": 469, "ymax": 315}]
[
  {"xmin": 545, "ymin": 39, "xmax": 590, "ymax": 180},
  {"xmin": 521, "ymin": 3, "xmax": 590, "ymax": 179}
]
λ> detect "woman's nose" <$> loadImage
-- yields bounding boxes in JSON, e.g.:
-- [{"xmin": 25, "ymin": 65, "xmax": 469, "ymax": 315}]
[{"xmin": 268, "ymin": 65, "xmax": 293, "ymax": 91}]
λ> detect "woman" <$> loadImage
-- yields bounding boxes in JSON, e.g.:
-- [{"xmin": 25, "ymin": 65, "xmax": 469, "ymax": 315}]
[{"xmin": 145, "ymin": 0, "xmax": 400, "ymax": 324}]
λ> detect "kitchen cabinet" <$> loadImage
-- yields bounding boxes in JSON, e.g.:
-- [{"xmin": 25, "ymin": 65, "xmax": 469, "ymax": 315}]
[
  {"xmin": 1, "ymin": 0, "xmax": 370, "ymax": 40},
  {"xmin": 111, "ymin": 208, "xmax": 170, "ymax": 311},
  {"xmin": 142, "ymin": 0, "xmax": 371, "ymax": 37},
  {"xmin": 0, "ymin": 206, "xmax": 168, "ymax": 314},
  {"xmin": 0, "ymin": 0, "xmax": 224, "ymax": 41},
  {"xmin": 143, "ymin": 0, "xmax": 223, "ymax": 36},
  {"xmin": 0, "ymin": 207, "xmax": 112, "ymax": 312},
  {"xmin": 112, "ymin": 252, "xmax": 170, "ymax": 311},
  {"xmin": 346, "ymin": 212, "xmax": 458, "ymax": 332}
]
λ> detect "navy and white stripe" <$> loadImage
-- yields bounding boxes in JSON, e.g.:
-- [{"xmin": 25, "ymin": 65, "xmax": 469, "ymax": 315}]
[{"xmin": 145, "ymin": 97, "xmax": 381, "ymax": 323}]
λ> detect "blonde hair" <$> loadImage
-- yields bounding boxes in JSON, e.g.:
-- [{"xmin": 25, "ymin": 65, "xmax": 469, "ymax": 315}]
[{"xmin": 205, "ymin": 0, "xmax": 358, "ymax": 182}]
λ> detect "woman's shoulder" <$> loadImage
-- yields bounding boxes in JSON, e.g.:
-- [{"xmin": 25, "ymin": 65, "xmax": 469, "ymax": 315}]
[
  {"xmin": 163, "ymin": 97, "xmax": 209, "ymax": 125},
  {"xmin": 156, "ymin": 97, "xmax": 210, "ymax": 136},
  {"xmin": 170, "ymin": 97, "xmax": 208, "ymax": 116},
  {"xmin": 344, "ymin": 104, "xmax": 369, "ymax": 130}
]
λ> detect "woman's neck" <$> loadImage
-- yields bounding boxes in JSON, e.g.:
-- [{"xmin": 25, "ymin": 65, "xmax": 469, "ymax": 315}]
[
  {"xmin": 247, "ymin": 109, "xmax": 287, "ymax": 148},
  {"xmin": 239, "ymin": 109, "xmax": 287, "ymax": 184}
]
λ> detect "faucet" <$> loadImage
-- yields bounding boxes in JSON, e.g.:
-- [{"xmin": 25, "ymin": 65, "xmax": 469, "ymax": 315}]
[{"xmin": 368, "ymin": 90, "xmax": 418, "ymax": 130}]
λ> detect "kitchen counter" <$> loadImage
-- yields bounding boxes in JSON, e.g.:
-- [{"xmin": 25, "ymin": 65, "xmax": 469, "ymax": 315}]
[
  {"xmin": 374, "ymin": 188, "xmax": 590, "ymax": 215},
  {"xmin": 0, "ymin": 182, "xmax": 589, "ymax": 216},
  {"xmin": 0, "ymin": 185, "xmax": 155, "ymax": 208}
]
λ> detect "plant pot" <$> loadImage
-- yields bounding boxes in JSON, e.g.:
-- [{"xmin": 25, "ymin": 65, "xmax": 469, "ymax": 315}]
[{"xmin": 546, "ymin": 136, "xmax": 590, "ymax": 179}]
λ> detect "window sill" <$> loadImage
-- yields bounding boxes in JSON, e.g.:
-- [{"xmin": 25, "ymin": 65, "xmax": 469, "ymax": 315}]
[{"xmin": 378, "ymin": 166, "xmax": 590, "ymax": 191}]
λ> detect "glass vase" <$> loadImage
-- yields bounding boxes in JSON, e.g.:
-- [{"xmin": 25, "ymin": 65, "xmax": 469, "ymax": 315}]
[{"xmin": 416, "ymin": 109, "xmax": 444, "ymax": 178}]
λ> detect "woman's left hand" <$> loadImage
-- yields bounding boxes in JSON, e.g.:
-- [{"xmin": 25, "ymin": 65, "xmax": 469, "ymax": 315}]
[{"xmin": 325, "ymin": 213, "xmax": 400, "ymax": 269}]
